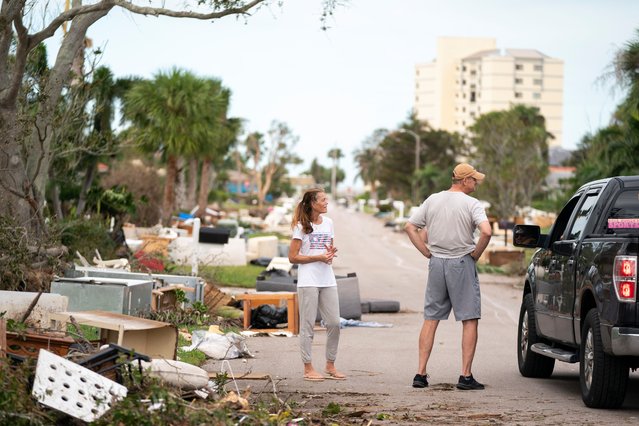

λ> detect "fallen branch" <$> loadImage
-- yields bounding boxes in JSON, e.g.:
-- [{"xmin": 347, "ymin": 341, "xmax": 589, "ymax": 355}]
[{"xmin": 19, "ymin": 291, "xmax": 43, "ymax": 323}]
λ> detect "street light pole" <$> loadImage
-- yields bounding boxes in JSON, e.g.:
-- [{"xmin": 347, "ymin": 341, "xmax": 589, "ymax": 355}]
[{"xmin": 399, "ymin": 129, "xmax": 421, "ymax": 205}]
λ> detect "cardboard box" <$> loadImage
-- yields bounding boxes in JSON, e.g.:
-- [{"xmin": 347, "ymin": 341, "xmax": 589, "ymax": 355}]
[{"xmin": 50, "ymin": 310, "xmax": 177, "ymax": 359}]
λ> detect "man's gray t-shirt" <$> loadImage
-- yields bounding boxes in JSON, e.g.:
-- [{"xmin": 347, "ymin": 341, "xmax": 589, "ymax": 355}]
[{"xmin": 408, "ymin": 191, "xmax": 488, "ymax": 258}]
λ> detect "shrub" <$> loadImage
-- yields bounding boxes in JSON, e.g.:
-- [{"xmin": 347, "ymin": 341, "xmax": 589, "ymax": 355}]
[{"xmin": 58, "ymin": 218, "xmax": 118, "ymax": 261}]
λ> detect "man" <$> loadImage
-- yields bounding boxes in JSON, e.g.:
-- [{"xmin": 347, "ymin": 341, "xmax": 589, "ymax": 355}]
[{"xmin": 405, "ymin": 163, "xmax": 492, "ymax": 390}]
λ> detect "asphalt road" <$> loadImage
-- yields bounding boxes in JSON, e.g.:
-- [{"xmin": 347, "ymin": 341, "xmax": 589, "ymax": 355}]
[{"xmin": 219, "ymin": 204, "xmax": 639, "ymax": 425}]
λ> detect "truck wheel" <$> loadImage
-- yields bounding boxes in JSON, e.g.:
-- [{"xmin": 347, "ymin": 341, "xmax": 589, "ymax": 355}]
[
  {"xmin": 517, "ymin": 293, "xmax": 555, "ymax": 377},
  {"xmin": 580, "ymin": 309, "xmax": 628, "ymax": 408}
]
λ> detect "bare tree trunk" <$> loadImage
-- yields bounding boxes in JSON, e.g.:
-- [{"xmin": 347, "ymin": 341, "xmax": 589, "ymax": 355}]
[
  {"xmin": 51, "ymin": 183, "xmax": 64, "ymax": 221},
  {"xmin": 371, "ymin": 181, "xmax": 378, "ymax": 202},
  {"xmin": 174, "ymin": 157, "xmax": 186, "ymax": 211},
  {"xmin": 258, "ymin": 163, "xmax": 277, "ymax": 210},
  {"xmin": 197, "ymin": 158, "xmax": 211, "ymax": 217},
  {"xmin": 161, "ymin": 155, "xmax": 178, "ymax": 226},
  {"xmin": 76, "ymin": 160, "xmax": 96, "ymax": 217},
  {"xmin": 187, "ymin": 157, "xmax": 198, "ymax": 209}
]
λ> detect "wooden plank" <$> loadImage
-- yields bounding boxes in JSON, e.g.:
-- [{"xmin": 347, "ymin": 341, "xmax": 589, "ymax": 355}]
[
  {"xmin": 209, "ymin": 371, "xmax": 272, "ymax": 380},
  {"xmin": 0, "ymin": 318, "xmax": 6, "ymax": 358}
]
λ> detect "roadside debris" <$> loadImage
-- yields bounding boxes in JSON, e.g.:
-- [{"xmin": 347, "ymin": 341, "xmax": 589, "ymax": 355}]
[
  {"xmin": 181, "ymin": 330, "xmax": 253, "ymax": 360},
  {"xmin": 50, "ymin": 310, "xmax": 178, "ymax": 360},
  {"xmin": 32, "ymin": 349, "xmax": 128, "ymax": 422},
  {"xmin": 140, "ymin": 358, "xmax": 209, "ymax": 390}
]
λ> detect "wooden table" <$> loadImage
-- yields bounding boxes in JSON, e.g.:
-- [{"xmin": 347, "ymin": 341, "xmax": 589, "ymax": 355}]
[{"xmin": 236, "ymin": 292, "xmax": 299, "ymax": 334}]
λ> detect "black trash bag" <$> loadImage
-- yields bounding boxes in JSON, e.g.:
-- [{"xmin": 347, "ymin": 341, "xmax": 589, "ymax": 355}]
[
  {"xmin": 250, "ymin": 304, "xmax": 288, "ymax": 329},
  {"xmin": 250, "ymin": 257, "xmax": 272, "ymax": 267}
]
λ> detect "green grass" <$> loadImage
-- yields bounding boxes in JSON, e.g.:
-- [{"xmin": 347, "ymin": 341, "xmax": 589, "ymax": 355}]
[
  {"xmin": 214, "ymin": 305, "xmax": 243, "ymax": 319},
  {"xmin": 247, "ymin": 231, "xmax": 289, "ymax": 240},
  {"xmin": 177, "ymin": 327, "xmax": 208, "ymax": 366},
  {"xmin": 169, "ymin": 264, "xmax": 264, "ymax": 288},
  {"xmin": 66, "ymin": 324, "xmax": 101, "ymax": 341},
  {"xmin": 176, "ymin": 336, "xmax": 206, "ymax": 362},
  {"xmin": 213, "ymin": 264, "xmax": 264, "ymax": 287},
  {"xmin": 476, "ymin": 263, "xmax": 506, "ymax": 274}
]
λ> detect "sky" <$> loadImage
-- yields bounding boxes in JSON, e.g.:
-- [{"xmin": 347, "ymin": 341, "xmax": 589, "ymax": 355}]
[{"xmin": 48, "ymin": 0, "xmax": 639, "ymax": 191}]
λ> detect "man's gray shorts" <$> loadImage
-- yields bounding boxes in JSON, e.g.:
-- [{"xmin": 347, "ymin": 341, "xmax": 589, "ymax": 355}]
[{"xmin": 424, "ymin": 254, "xmax": 481, "ymax": 321}]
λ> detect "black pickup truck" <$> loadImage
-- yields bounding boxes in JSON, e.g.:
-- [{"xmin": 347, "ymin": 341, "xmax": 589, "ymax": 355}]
[{"xmin": 513, "ymin": 176, "xmax": 639, "ymax": 408}]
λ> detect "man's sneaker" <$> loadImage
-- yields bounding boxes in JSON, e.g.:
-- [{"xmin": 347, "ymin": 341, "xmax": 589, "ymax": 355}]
[
  {"xmin": 456, "ymin": 374, "xmax": 484, "ymax": 390},
  {"xmin": 412, "ymin": 374, "xmax": 429, "ymax": 388}
]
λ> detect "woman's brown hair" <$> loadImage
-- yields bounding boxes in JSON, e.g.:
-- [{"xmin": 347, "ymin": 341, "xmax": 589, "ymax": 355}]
[{"xmin": 291, "ymin": 188, "xmax": 325, "ymax": 234}]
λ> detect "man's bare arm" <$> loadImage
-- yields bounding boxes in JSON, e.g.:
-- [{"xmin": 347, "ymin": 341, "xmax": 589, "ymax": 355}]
[{"xmin": 405, "ymin": 222, "xmax": 432, "ymax": 258}]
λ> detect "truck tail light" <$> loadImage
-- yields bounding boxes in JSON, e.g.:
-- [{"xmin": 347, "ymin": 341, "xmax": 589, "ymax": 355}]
[{"xmin": 613, "ymin": 256, "xmax": 637, "ymax": 303}]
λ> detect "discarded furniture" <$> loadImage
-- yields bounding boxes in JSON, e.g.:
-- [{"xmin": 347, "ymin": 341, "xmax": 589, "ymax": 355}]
[
  {"xmin": 236, "ymin": 292, "xmax": 299, "ymax": 334},
  {"xmin": 6, "ymin": 330, "xmax": 76, "ymax": 359},
  {"xmin": 32, "ymin": 349, "xmax": 127, "ymax": 423},
  {"xmin": 256, "ymin": 272, "xmax": 363, "ymax": 320},
  {"xmin": 50, "ymin": 310, "xmax": 178, "ymax": 360},
  {"xmin": 50, "ymin": 276, "xmax": 153, "ymax": 316}
]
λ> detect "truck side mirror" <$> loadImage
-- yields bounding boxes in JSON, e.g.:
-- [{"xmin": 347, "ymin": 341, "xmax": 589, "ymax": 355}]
[{"xmin": 513, "ymin": 225, "xmax": 541, "ymax": 248}]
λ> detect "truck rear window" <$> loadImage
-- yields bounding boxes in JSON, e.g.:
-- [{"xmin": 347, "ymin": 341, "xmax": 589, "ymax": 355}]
[{"xmin": 606, "ymin": 190, "xmax": 639, "ymax": 234}]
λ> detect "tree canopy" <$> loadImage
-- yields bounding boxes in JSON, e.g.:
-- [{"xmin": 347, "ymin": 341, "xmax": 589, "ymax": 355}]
[
  {"xmin": 121, "ymin": 68, "xmax": 233, "ymax": 224},
  {"xmin": 468, "ymin": 104, "xmax": 550, "ymax": 220},
  {"xmin": 360, "ymin": 115, "xmax": 462, "ymax": 203},
  {"xmin": 568, "ymin": 29, "xmax": 639, "ymax": 187},
  {"xmin": 0, "ymin": 0, "xmax": 338, "ymax": 237}
]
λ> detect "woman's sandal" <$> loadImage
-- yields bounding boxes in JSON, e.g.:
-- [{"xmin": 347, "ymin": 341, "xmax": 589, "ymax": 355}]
[
  {"xmin": 303, "ymin": 374, "xmax": 325, "ymax": 382},
  {"xmin": 325, "ymin": 370, "xmax": 347, "ymax": 380}
]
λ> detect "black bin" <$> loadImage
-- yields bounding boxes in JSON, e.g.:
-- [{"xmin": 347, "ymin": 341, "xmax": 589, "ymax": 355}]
[{"xmin": 199, "ymin": 227, "xmax": 231, "ymax": 244}]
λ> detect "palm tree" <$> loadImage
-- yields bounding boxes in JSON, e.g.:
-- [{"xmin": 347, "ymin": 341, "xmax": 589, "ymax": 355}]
[
  {"xmin": 570, "ymin": 29, "xmax": 639, "ymax": 188},
  {"xmin": 327, "ymin": 148, "xmax": 343, "ymax": 196},
  {"xmin": 613, "ymin": 29, "xmax": 639, "ymax": 122},
  {"xmin": 76, "ymin": 67, "xmax": 133, "ymax": 217},
  {"xmin": 122, "ymin": 68, "xmax": 214, "ymax": 225},
  {"xmin": 195, "ymin": 111, "xmax": 241, "ymax": 218},
  {"xmin": 353, "ymin": 146, "xmax": 382, "ymax": 200}
]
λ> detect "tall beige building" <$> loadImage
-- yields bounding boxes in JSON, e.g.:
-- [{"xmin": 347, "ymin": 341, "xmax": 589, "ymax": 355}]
[{"xmin": 415, "ymin": 37, "xmax": 564, "ymax": 147}]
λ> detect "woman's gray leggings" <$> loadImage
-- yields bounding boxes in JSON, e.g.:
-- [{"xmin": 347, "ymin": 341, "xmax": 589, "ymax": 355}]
[{"xmin": 298, "ymin": 286, "xmax": 340, "ymax": 364}]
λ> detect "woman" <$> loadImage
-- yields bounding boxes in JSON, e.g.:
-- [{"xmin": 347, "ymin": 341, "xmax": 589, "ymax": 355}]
[{"xmin": 288, "ymin": 188, "xmax": 346, "ymax": 381}]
